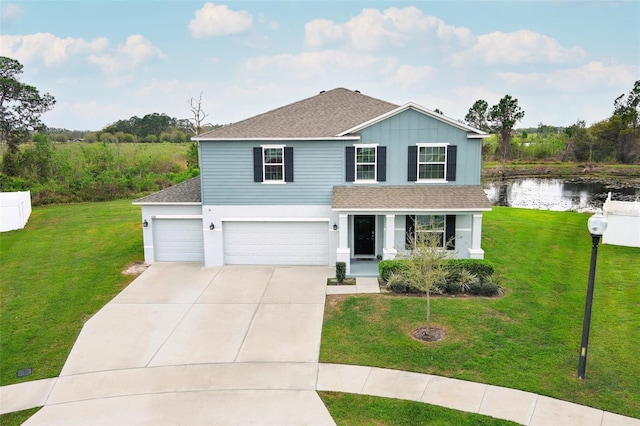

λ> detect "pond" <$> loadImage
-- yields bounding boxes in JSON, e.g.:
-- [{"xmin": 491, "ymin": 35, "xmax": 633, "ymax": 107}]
[{"xmin": 483, "ymin": 178, "xmax": 640, "ymax": 212}]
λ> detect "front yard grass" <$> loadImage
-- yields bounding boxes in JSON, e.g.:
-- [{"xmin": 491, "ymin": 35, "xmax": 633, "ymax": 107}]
[
  {"xmin": 0, "ymin": 200, "xmax": 142, "ymax": 386},
  {"xmin": 319, "ymin": 392, "xmax": 518, "ymax": 425},
  {"xmin": 320, "ymin": 207, "xmax": 640, "ymax": 419}
]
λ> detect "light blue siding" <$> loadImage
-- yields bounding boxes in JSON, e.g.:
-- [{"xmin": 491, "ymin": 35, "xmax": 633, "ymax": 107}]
[
  {"xmin": 201, "ymin": 108, "xmax": 483, "ymax": 205},
  {"xmin": 201, "ymin": 140, "xmax": 344, "ymax": 205}
]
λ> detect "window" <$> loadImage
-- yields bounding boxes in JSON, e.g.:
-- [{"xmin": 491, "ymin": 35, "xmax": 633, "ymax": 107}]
[
  {"xmin": 346, "ymin": 145, "xmax": 386, "ymax": 183},
  {"xmin": 418, "ymin": 145, "xmax": 446, "ymax": 180},
  {"xmin": 407, "ymin": 145, "xmax": 456, "ymax": 182},
  {"xmin": 415, "ymin": 215, "xmax": 445, "ymax": 247},
  {"xmin": 253, "ymin": 146, "xmax": 293, "ymax": 183},
  {"xmin": 406, "ymin": 215, "xmax": 456, "ymax": 250},
  {"xmin": 356, "ymin": 146, "xmax": 376, "ymax": 181},
  {"xmin": 263, "ymin": 147, "xmax": 283, "ymax": 182}
]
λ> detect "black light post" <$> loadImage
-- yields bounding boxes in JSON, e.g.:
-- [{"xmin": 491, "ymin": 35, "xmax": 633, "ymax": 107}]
[{"xmin": 577, "ymin": 208, "xmax": 607, "ymax": 380}]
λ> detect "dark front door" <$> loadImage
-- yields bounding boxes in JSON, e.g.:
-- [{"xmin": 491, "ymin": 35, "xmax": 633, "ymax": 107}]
[{"xmin": 354, "ymin": 215, "xmax": 375, "ymax": 256}]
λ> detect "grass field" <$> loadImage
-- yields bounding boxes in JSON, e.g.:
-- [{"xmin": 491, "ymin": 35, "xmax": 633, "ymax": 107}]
[
  {"xmin": 0, "ymin": 200, "xmax": 142, "ymax": 386},
  {"xmin": 320, "ymin": 207, "xmax": 640, "ymax": 418}
]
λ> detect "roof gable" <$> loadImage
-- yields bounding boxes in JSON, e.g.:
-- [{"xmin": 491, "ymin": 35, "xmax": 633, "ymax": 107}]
[
  {"xmin": 339, "ymin": 102, "xmax": 489, "ymax": 138},
  {"xmin": 195, "ymin": 88, "xmax": 398, "ymax": 140}
]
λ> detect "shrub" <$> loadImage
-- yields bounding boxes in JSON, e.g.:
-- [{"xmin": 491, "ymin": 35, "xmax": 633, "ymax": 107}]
[
  {"xmin": 384, "ymin": 272, "xmax": 425, "ymax": 294},
  {"xmin": 378, "ymin": 259, "xmax": 410, "ymax": 281},
  {"xmin": 383, "ymin": 258, "xmax": 501, "ymax": 297},
  {"xmin": 468, "ymin": 277, "xmax": 502, "ymax": 296},
  {"xmin": 336, "ymin": 262, "xmax": 346, "ymax": 284},
  {"xmin": 444, "ymin": 259, "xmax": 495, "ymax": 280}
]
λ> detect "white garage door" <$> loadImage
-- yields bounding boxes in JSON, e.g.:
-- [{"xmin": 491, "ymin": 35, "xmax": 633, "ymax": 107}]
[
  {"xmin": 223, "ymin": 222, "xmax": 328, "ymax": 265},
  {"xmin": 153, "ymin": 218, "xmax": 204, "ymax": 262}
]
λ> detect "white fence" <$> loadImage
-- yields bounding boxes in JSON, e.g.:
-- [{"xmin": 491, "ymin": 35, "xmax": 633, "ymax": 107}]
[
  {"xmin": 603, "ymin": 192, "xmax": 640, "ymax": 248},
  {"xmin": 0, "ymin": 191, "xmax": 32, "ymax": 232}
]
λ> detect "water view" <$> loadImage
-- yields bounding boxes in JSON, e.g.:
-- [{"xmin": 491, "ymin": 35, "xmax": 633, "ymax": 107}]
[{"xmin": 483, "ymin": 178, "xmax": 640, "ymax": 212}]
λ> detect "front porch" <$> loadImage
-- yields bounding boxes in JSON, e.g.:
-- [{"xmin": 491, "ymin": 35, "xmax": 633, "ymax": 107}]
[{"xmin": 348, "ymin": 258, "xmax": 380, "ymax": 277}]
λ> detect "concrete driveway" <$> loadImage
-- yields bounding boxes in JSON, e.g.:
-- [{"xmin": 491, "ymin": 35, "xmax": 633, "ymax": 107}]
[{"xmin": 24, "ymin": 263, "xmax": 336, "ymax": 425}]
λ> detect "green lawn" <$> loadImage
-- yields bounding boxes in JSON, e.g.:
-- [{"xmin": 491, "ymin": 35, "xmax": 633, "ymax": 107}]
[
  {"xmin": 0, "ymin": 200, "xmax": 142, "ymax": 386},
  {"xmin": 320, "ymin": 207, "xmax": 640, "ymax": 419},
  {"xmin": 319, "ymin": 392, "xmax": 518, "ymax": 425}
]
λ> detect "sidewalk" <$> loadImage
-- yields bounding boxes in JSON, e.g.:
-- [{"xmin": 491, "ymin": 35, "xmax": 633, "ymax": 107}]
[{"xmin": 1, "ymin": 271, "xmax": 638, "ymax": 425}]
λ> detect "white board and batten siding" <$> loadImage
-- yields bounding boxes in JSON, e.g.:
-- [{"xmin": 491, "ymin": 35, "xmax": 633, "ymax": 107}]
[
  {"xmin": 153, "ymin": 217, "xmax": 204, "ymax": 262},
  {"xmin": 223, "ymin": 221, "xmax": 329, "ymax": 265}
]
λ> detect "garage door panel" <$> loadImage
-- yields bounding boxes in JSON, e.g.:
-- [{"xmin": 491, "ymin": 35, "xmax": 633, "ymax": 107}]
[
  {"xmin": 224, "ymin": 222, "xmax": 328, "ymax": 265},
  {"xmin": 154, "ymin": 219, "xmax": 204, "ymax": 262}
]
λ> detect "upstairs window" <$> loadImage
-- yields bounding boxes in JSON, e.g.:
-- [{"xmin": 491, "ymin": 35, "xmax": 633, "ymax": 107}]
[
  {"xmin": 356, "ymin": 146, "xmax": 376, "ymax": 181},
  {"xmin": 345, "ymin": 145, "xmax": 386, "ymax": 183},
  {"xmin": 253, "ymin": 146, "xmax": 293, "ymax": 183},
  {"xmin": 263, "ymin": 147, "xmax": 283, "ymax": 182},
  {"xmin": 418, "ymin": 145, "xmax": 446, "ymax": 181},
  {"xmin": 407, "ymin": 144, "xmax": 456, "ymax": 182}
]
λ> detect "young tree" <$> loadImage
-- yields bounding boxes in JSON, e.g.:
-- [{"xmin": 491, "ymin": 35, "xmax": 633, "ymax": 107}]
[
  {"xmin": 398, "ymin": 220, "xmax": 451, "ymax": 338},
  {"xmin": 1, "ymin": 56, "xmax": 56, "ymax": 175},
  {"xmin": 488, "ymin": 95, "xmax": 525, "ymax": 165},
  {"xmin": 465, "ymin": 99, "xmax": 490, "ymax": 132}
]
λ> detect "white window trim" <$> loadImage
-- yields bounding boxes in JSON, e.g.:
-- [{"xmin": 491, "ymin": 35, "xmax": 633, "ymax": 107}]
[
  {"xmin": 261, "ymin": 144, "xmax": 286, "ymax": 184},
  {"xmin": 416, "ymin": 143, "xmax": 448, "ymax": 183},
  {"xmin": 354, "ymin": 143, "xmax": 378, "ymax": 183}
]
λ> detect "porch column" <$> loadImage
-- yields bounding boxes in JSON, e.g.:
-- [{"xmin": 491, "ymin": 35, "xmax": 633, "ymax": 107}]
[
  {"xmin": 383, "ymin": 214, "xmax": 397, "ymax": 260},
  {"xmin": 336, "ymin": 213, "xmax": 351, "ymax": 275},
  {"xmin": 468, "ymin": 213, "xmax": 485, "ymax": 259}
]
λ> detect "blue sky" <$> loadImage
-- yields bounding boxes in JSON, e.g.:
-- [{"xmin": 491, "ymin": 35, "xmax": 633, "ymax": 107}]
[{"xmin": 1, "ymin": 1, "xmax": 638, "ymax": 131}]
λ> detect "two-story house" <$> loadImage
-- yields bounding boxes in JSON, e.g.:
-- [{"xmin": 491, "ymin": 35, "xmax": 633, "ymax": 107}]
[{"xmin": 134, "ymin": 88, "xmax": 492, "ymax": 275}]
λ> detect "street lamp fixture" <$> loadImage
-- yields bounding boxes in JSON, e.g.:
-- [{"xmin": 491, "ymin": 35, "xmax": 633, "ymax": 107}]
[{"xmin": 577, "ymin": 208, "xmax": 607, "ymax": 380}]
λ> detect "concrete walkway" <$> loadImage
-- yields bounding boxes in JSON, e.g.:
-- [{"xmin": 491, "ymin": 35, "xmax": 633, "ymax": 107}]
[{"xmin": 1, "ymin": 264, "xmax": 638, "ymax": 425}]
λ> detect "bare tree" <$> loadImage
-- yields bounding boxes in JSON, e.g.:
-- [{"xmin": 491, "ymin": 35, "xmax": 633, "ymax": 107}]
[{"xmin": 189, "ymin": 92, "xmax": 209, "ymax": 135}]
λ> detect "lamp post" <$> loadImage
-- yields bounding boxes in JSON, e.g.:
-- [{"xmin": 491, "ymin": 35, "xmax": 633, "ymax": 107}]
[{"xmin": 577, "ymin": 208, "xmax": 608, "ymax": 380}]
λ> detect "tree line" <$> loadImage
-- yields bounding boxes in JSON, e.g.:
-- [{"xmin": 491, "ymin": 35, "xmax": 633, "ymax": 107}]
[{"xmin": 464, "ymin": 81, "xmax": 639, "ymax": 164}]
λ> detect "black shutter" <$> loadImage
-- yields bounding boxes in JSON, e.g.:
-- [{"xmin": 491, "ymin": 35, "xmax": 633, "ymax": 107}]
[
  {"xmin": 446, "ymin": 145, "xmax": 457, "ymax": 182},
  {"xmin": 407, "ymin": 146, "xmax": 417, "ymax": 182},
  {"xmin": 405, "ymin": 215, "xmax": 415, "ymax": 249},
  {"xmin": 377, "ymin": 146, "xmax": 386, "ymax": 182},
  {"xmin": 446, "ymin": 215, "xmax": 456, "ymax": 250},
  {"xmin": 345, "ymin": 146, "xmax": 355, "ymax": 182},
  {"xmin": 253, "ymin": 147, "xmax": 263, "ymax": 182},
  {"xmin": 284, "ymin": 147, "xmax": 294, "ymax": 182}
]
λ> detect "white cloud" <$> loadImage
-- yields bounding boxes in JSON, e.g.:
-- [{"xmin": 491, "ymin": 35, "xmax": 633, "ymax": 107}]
[
  {"xmin": 498, "ymin": 61, "xmax": 638, "ymax": 91},
  {"xmin": 0, "ymin": 33, "xmax": 108, "ymax": 66},
  {"xmin": 189, "ymin": 3, "xmax": 253, "ymax": 38},
  {"xmin": 0, "ymin": 3, "xmax": 23, "ymax": 23},
  {"xmin": 390, "ymin": 64, "xmax": 437, "ymax": 89},
  {"xmin": 88, "ymin": 35, "xmax": 166, "ymax": 74},
  {"xmin": 304, "ymin": 18, "xmax": 346, "ymax": 48},
  {"xmin": 447, "ymin": 30, "xmax": 586, "ymax": 66},
  {"xmin": 305, "ymin": 6, "xmax": 472, "ymax": 51},
  {"xmin": 243, "ymin": 50, "xmax": 385, "ymax": 79}
]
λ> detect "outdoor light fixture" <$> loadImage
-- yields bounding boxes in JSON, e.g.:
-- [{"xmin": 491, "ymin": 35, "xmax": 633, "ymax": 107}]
[
  {"xmin": 143, "ymin": 220, "xmax": 148, "ymax": 227},
  {"xmin": 578, "ymin": 208, "xmax": 608, "ymax": 380},
  {"xmin": 333, "ymin": 223, "xmax": 338, "ymax": 230},
  {"xmin": 210, "ymin": 222, "xmax": 215, "ymax": 230}
]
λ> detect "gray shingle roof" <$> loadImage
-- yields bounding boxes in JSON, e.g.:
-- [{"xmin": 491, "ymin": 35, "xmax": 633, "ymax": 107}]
[
  {"xmin": 196, "ymin": 88, "xmax": 399, "ymax": 139},
  {"xmin": 332, "ymin": 185, "xmax": 492, "ymax": 211},
  {"xmin": 133, "ymin": 177, "xmax": 201, "ymax": 204}
]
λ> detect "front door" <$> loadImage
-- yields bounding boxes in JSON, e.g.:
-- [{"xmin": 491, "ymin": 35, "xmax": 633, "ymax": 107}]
[{"xmin": 354, "ymin": 215, "xmax": 375, "ymax": 256}]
